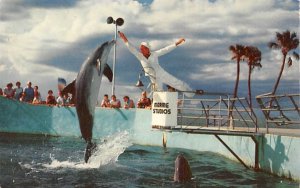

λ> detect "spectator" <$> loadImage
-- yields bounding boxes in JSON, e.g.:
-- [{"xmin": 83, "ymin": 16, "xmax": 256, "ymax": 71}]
[
  {"xmin": 24, "ymin": 81, "xmax": 34, "ymax": 102},
  {"xmin": 0, "ymin": 88, "xmax": 3, "ymax": 96},
  {"xmin": 123, "ymin": 96, "xmax": 135, "ymax": 109},
  {"xmin": 3, "ymin": 83, "xmax": 15, "ymax": 99},
  {"xmin": 101, "ymin": 94, "xmax": 111, "ymax": 108},
  {"xmin": 110, "ymin": 95, "xmax": 121, "ymax": 108},
  {"xmin": 137, "ymin": 91, "xmax": 152, "ymax": 109},
  {"xmin": 14, "ymin": 81, "xmax": 23, "ymax": 100},
  {"xmin": 56, "ymin": 91, "xmax": 65, "ymax": 106},
  {"xmin": 19, "ymin": 92, "xmax": 26, "ymax": 102},
  {"xmin": 32, "ymin": 85, "xmax": 41, "ymax": 104},
  {"xmin": 67, "ymin": 94, "xmax": 75, "ymax": 106},
  {"xmin": 63, "ymin": 93, "xmax": 70, "ymax": 106},
  {"xmin": 46, "ymin": 90, "xmax": 56, "ymax": 105}
]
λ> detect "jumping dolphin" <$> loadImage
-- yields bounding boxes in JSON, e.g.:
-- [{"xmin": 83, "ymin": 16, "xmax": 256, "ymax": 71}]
[
  {"xmin": 73, "ymin": 40, "xmax": 115, "ymax": 163},
  {"xmin": 174, "ymin": 154, "xmax": 192, "ymax": 182}
]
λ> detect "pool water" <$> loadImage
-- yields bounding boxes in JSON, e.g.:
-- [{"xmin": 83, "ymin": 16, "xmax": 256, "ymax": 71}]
[{"xmin": 0, "ymin": 132, "xmax": 298, "ymax": 187}]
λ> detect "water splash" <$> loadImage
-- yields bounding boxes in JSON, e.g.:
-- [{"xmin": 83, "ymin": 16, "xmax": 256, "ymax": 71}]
[{"xmin": 43, "ymin": 131, "xmax": 132, "ymax": 169}]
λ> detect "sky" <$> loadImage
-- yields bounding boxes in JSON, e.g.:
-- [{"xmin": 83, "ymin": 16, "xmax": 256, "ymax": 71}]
[{"xmin": 0, "ymin": 0, "xmax": 299, "ymax": 102}]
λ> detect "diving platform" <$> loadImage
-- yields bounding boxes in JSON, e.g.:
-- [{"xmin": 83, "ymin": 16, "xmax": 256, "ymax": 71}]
[{"xmin": 151, "ymin": 92, "xmax": 300, "ymax": 171}]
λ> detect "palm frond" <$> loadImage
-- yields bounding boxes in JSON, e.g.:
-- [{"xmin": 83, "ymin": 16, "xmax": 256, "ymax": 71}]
[
  {"xmin": 229, "ymin": 45, "xmax": 236, "ymax": 52},
  {"xmin": 287, "ymin": 57, "xmax": 292, "ymax": 67},
  {"xmin": 293, "ymin": 51, "xmax": 299, "ymax": 60},
  {"xmin": 268, "ymin": 42, "xmax": 280, "ymax": 49},
  {"xmin": 291, "ymin": 32, "xmax": 297, "ymax": 39},
  {"xmin": 291, "ymin": 38, "xmax": 299, "ymax": 49}
]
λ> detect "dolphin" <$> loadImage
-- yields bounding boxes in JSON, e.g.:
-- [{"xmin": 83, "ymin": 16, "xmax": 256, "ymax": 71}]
[
  {"xmin": 73, "ymin": 40, "xmax": 115, "ymax": 163},
  {"xmin": 174, "ymin": 154, "xmax": 192, "ymax": 182}
]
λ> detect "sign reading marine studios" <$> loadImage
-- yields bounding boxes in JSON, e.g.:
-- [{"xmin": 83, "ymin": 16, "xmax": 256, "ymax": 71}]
[{"xmin": 152, "ymin": 92, "xmax": 178, "ymax": 128}]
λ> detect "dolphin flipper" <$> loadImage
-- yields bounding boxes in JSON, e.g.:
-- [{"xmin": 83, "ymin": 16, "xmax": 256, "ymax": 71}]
[
  {"xmin": 84, "ymin": 141, "xmax": 97, "ymax": 163},
  {"xmin": 103, "ymin": 64, "xmax": 113, "ymax": 82},
  {"xmin": 61, "ymin": 79, "xmax": 76, "ymax": 104},
  {"xmin": 62, "ymin": 79, "xmax": 76, "ymax": 95}
]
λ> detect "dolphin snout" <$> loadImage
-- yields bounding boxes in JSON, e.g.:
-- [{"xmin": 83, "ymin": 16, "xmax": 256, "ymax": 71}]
[{"xmin": 108, "ymin": 40, "xmax": 116, "ymax": 46}]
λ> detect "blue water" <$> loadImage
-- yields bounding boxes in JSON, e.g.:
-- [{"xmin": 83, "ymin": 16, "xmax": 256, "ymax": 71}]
[{"xmin": 0, "ymin": 132, "xmax": 298, "ymax": 187}]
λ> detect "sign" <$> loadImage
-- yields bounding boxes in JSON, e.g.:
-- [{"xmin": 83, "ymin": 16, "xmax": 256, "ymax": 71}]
[{"xmin": 152, "ymin": 92, "xmax": 178, "ymax": 128}]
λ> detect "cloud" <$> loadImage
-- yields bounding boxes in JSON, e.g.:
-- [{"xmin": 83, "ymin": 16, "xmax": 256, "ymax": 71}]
[{"xmin": 0, "ymin": 0, "xmax": 299, "ymax": 100}]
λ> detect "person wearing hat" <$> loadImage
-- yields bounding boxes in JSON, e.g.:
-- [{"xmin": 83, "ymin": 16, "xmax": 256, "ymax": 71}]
[
  {"xmin": 24, "ymin": 81, "xmax": 34, "ymax": 102},
  {"xmin": 118, "ymin": 31, "xmax": 193, "ymax": 96},
  {"xmin": 3, "ymin": 83, "xmax": 14, "ymax": 99}
]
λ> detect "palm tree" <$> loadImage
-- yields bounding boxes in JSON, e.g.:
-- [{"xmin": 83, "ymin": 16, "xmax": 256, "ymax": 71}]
[
  {"xmin": 228, "ymin": 44, "xmax": 245, "ymax": 127},
  {"xmin": 229, "ymin": 44, "xmax": 246, "ymax": 98},
  {"xmin": 268, "ymin": 30, "xmax": 299, "ymax": 95},
  {"xmin": 243, "ymin": 46, "xmax": 262, "ymax": 109}
]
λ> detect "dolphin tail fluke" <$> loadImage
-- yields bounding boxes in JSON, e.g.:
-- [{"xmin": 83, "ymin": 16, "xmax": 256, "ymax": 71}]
[{"xmin": 84, "ymin": 141, "xmax": 97, "ymax": 163}]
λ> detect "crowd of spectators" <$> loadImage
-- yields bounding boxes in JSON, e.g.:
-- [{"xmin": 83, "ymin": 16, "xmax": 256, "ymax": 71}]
[
  {"xmin": 0, "ymin": 81, "xmax": 74, "ymax": 107},
  {"xmin": 1, "ymin": 81, "xmax": 153, "ymax": 109},
  {"xmin": 100, "ymin": 91, "xmax": 151, "ymax": 109}
]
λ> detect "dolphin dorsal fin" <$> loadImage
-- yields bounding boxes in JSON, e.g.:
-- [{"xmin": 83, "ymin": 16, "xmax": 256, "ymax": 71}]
[{"xmin": 60, "ymin": 79, "xmax": 76, "ymax": 104}]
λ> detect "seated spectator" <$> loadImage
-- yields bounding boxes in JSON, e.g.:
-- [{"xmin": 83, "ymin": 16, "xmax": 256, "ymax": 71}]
[
  {"xmin": 19, "ymin": 92, "xmax": 26, "ymax": 102},
  {"xmin": 63, "ymin": 93, "xmax": 70, "ymax": 106},
  {"xmin": 110, "ymin": 95, "xmax": 121, "ymax": 108},
  {"xmin": 123, "ymin": 96, "xmax": 135, "ymax": 109},
  {"xmin": 4, "ymin": 83, "xmax": 15, "ymax": 99},
  {"xmin": 137, "ymin": 91, "xmax": 152, "ymax": 109},
  {"xmin": 67, "ymin": 94, "xmax": 75, "ymax": 106},
  {"xmin": 101, "ymin": 94, "xmax": 111, "ymax": 108},
  {"xmin": 24, "ymin": 81, "xmax": 34, "ymax": 102},
  {"xmin": 32, "ymin": 85, "xmax": 41, "ymax": 104},
  {"xmin": 0, "ymin": 88, "xmax": 3, "ymax": 96},
  {"xmin": 46, "ymin": 90, "xmax": 57, "ymax": 105},
  {"xmin": 56, "ymin": 91, "xmax": 65, "ymax": 106},
  {"xmin": 14, "ymin": 81, "xmax": 23, "ymax": 100}
]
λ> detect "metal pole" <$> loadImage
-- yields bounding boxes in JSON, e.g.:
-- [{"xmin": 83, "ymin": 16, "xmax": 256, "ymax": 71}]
[{"xmin": 112, "ymin": 24, "xmax": 117, "ymax": 96}]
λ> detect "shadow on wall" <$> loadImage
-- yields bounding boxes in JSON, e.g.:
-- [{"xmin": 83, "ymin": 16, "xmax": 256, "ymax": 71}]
[{"xmin": 260, "ymin": 135, "xmax": 289, "ymax": 177}]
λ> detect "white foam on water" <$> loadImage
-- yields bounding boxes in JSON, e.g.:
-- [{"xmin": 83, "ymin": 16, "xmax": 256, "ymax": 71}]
[{"xmin": 42, "ymin": 130, "xmax": 132, "ymax": 169}]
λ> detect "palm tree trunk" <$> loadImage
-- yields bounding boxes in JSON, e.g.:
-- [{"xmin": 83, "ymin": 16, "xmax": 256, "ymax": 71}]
[
  {"xmin": 233, "ymin": 58, "xmax": 240, "ymax": 98},
  {"xmin": 272, "ymin": 54, "xmax": 287, "ymax": 95},
  {"xmin": 268, "ymin": 54, "xmax": 286, "ymax": 117},
  {"xmin": 248, "ymin": 65, "xmax": 252, "ymax": 109},
  {"xmin": 229, "ymin": 58, "xmax": 240, "ymax": 128}
]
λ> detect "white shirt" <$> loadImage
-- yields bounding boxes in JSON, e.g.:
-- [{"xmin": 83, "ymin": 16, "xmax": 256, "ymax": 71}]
[{"xmin": 125, "ymin": 42, "xmax": 193, "ymax": 96}]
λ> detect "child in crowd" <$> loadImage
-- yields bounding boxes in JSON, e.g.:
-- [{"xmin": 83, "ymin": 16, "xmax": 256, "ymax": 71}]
[
  {"xmin": 46, "ymin": 90, "xmax": 56, "ymax": 105},
  {"xmin": 110, "ymin": 95, "xmax": 121, "ymax": 108},
  {"xmin": 123, "ymin": 96, "xmax": 135, "ymax": 109},
  {"xmin": 101, "ymin": 94, "xmax": 111, "ymax": 108},
  {"xmin": 32, "ymin": 85, "xmax": 41, "ymax": 104},
  {"xmin": 56, "ymin": 91, "xmax": 65, "ymax": 106},
  {"xmin": 63, "ymin": 93, "xmax": 70, "ymax": 106}
]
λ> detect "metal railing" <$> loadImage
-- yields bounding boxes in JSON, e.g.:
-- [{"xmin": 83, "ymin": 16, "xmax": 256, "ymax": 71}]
[
  {"xmin": 256, "ymin": 93, "xmax": 300, "ymax": 130},
  {"xmin": 177, "ymin": 92, "xmax": 258, "ymax": 132}
]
